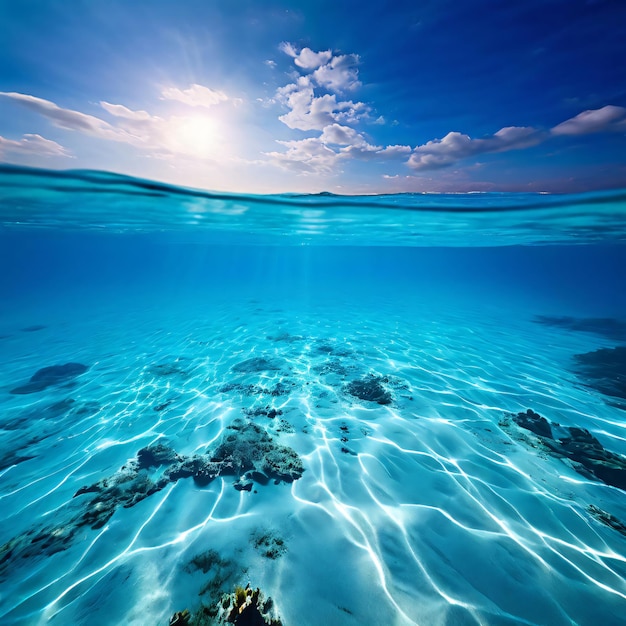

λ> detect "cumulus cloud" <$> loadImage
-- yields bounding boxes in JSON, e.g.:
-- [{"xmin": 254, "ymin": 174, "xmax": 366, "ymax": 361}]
[
  {"xmin": 266, "ymin": 122, "xmax": 412, "ymax": 173},
  {"xmin": 265, "ymin": 137, "xmax": 340, "ymax": 174},
  {"xmin": 277, "ymin": 82, "xmax": 368, "ymax": 132},
  {"xmin": 320, "ymin": 123, "xmax": 366, "ymax": 146},
  {"xmin": 408, "ymin": 126, "xmax": 542, "ymax": 170},
  {"xmin": 270, "ymin": 43, "xmax": 419, "ymax": 174},
  {"xmin": 297, "ymin": 48, "xmax": 333, "ymax": 70},
  {"xmin": 161, "ymin": 84, "xmax": 229, "ymax": 108},
  {"xmin": 551, "ymin": 105, "xmax": 626, "ymax": 135},
  {"xmin": 312, "ymin": 53, "xmax": 361, "ymax": 92},
  {"xmin": 272, "ymin": 45, "xmax": 626, "ymax": 178},
  {"xmin": 0, "ymin": 133, "xmax": 70, "ymax": 157}
]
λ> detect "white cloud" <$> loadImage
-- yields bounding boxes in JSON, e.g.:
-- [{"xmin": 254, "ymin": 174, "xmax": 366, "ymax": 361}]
[
  {"xmin": 271, "ymin": 43, "xmax": 412, "ymax": 173},
  {"xmin": 375, "ymin": 144, "xmax": 413, "ymax": 158},
  {"xmin": 265, "ymin": 137, "xmax": 340, "ymax": 174},
  {"xmin": 312, "ymin": 53, "xmax": 361, "ymax": 92},
  {"xmin": 0, "ymin": 133, "xmax": 70, "ymax": 157},
  {"xmin": 161, "ymin": 84, "xmax": 229, "ymax": 108},
  {"xmin": 1, "ymin": 91, "xmax": 230, "ymax": 161},
  {"xmin": 264, "ymin": 59, "xmax": 277, "ymax": 68},
  {"xmin": 0, "ymin": 91, "xmax": 122, "ymax": 139},
  {"xmin": 276, "ymin": 78, "xmax": 368, "ymax": 131},
  {"xmin": 100, "ymin": 102, "xmax": 156, "ymax": 121},
  {"xmin": 320, "ymin": 123, "xmax": 366, "ymax": 146},
  {"xmin": 278, "ymin": 41, "xmax": 298, "ymax": 58},
  {"xmin": 408, "ymin": 126, "xmax": 542, "ymax": 170},
  {"xmin": 551, "ymin": 105, "xmax": 626, "ymax": 135},
  {"xmin": 341, "ymin": 142, "xmax": 412, "ymax": 161},
  {"xmin": 266, "ymin": 122, "xmax": 412, "ymax": 173},
  {"xmin": 293, "ymin": 47, "xmax": 332, "ymax": 70}
]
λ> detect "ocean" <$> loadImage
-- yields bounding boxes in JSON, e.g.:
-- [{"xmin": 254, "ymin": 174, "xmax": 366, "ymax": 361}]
[{"xmin": 1, "ymin": 165, "xmax": 626, "ymax": 626}]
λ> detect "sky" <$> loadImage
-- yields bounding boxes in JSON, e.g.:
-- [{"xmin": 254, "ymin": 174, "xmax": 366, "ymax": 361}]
[{"xmin": 1, "ymin": 0, "xmax": 625, "ymax": 194}]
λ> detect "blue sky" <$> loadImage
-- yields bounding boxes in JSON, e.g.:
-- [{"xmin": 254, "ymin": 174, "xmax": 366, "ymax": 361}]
[{"xmin": 1, "ymin": 0, "xmax": 625, "ymax": 193}]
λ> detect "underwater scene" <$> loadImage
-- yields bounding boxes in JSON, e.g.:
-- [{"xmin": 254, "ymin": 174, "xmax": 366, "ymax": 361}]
[{"xmin": 1, "ymin": 166, "xmax": 626, "ymax": 626}]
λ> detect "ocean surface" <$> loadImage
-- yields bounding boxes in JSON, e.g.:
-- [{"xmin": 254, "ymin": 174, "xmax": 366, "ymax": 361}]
[{"xmin": 1, "ymin": 165, "xmax": 626, "ymax": 626}]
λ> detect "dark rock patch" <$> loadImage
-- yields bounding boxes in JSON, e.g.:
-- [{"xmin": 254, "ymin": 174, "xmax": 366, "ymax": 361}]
[
  {"xmin": 512, "ymin": 408, "xmax": 553, "ymax": 438},
  {"xmin": 186, "ymin": 549, "xmax": 227, "ymax": 575},
  {"xmin": 154, "ymin": 399, "xmax": 175, "ymax": 412},
  {"xmin": 149, "ymin": 362, "xmax": 189, "ymax": 378},
  {"xmin": 234, "ymin": 478, "xmax": 254, "ymax": 491},
  {"xmin": 185, "ymin": 549, "xmax": 241, "ymax": 600},
  {"xmin": 268, "ymin": 381, "xmax": 295, "ymax": 396},
  {"xmin": 75, "ymin": 468, "xmax": 170, "ymax": 529},
  {"xmin": 0, "ymin": 450, "xmax": 35, "ymax": 471},
  {"xmin": 534, "ymin": 316, "xmax": 626, "ymax": 341},
  {"xmin": 210, "ymin": 421, "xmax": 304, "ymax": 483},
  {"xmin": 136, "ymin": 442, "xmax": 182, "ymax": 469},
  {"xmin": 251, "ymin": 530, "xmax": 287, "ymax": 559},
  {"xmin": 1, "ymin": 428, "xmax": 304, "ymax": 580},
  {"xmin": 232, "ymin": 357, "xmax": 283, "ymax": 374},
  {"xmin": 276, "ymin": 420, "xmax": 294, "ymax": 434},
  {"xmin": 220, "ymin": 383, "xmax": 266, "ymax": 395},
  {"xmin": 508, "ymin": 408, "xmax": 626, "ymax": 491},
  {"xmin": 243, "ymin": 406, "xmax": 283, "ymax": 419},
  {"xmin": 220, "ymin": 381, "xmax": 295, "ymax": 398},
  {"xmin": 45, "ymin": 397, "xmax": 77, "ymax": 417},
  {"xmin": 313, "ymin": 359, "xmax": 358, "ymax": 377},
  {"xmin": 587, "ymin": 504, "xmax": 626, "ymax": 537},
  {"xmin": 266, "ymin": 332, "xmax": 305, "ymax": 343},
  {"xmin": 315, "ymin": 343, "xmax": 353, "ymax": 357},
  {"xmin": 0, "ymin": 413, "xmax": 29, "ymax": 430},
  {"xmin": 41, "ymin": 398, "xmax": 99, "ymax": 422},
  {"xmin": 573, "ymin": 346, "xmax": 626, "ymax": 402},
  {"xmin": 165, "ymin": 456, "xmax": 223, "ymax": 486},
  {"xmin": 345, "ymin": 375, "xmax": 392, "ymax": 405},
  {"xmin": 10, "ymin": 363, "xmax": 89, "ymax": 395},
  {"xmin": 0, "ymin": 522, "xmax": 76, "ymax": 573}
]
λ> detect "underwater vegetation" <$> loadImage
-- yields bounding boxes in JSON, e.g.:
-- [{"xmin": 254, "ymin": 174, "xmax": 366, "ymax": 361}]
[{"xmin": 171, "ymin": 584, "xmax": 282, "ymax": 626}]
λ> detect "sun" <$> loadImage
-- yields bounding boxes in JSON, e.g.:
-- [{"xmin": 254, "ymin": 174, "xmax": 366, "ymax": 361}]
[{"xmin": 171, "ymin": 114, "xmax": 222, "ymax": 159}]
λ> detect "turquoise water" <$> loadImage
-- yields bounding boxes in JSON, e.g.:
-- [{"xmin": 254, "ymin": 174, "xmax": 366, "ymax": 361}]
[{"xmin": 1, "ymin": 166, "xmax": 626, "ymax": 625}]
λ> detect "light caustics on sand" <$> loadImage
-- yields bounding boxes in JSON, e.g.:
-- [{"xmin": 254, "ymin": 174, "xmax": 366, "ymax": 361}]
[{"xmin": 1, "ymin": 302, "xmax": 626, "ymax": 625}]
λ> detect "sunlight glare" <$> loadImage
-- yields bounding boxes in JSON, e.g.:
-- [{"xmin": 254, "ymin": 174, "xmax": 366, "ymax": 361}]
[{"xmin": 171, "ymin": 114, "xmax": 221, "ymax": 159}]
